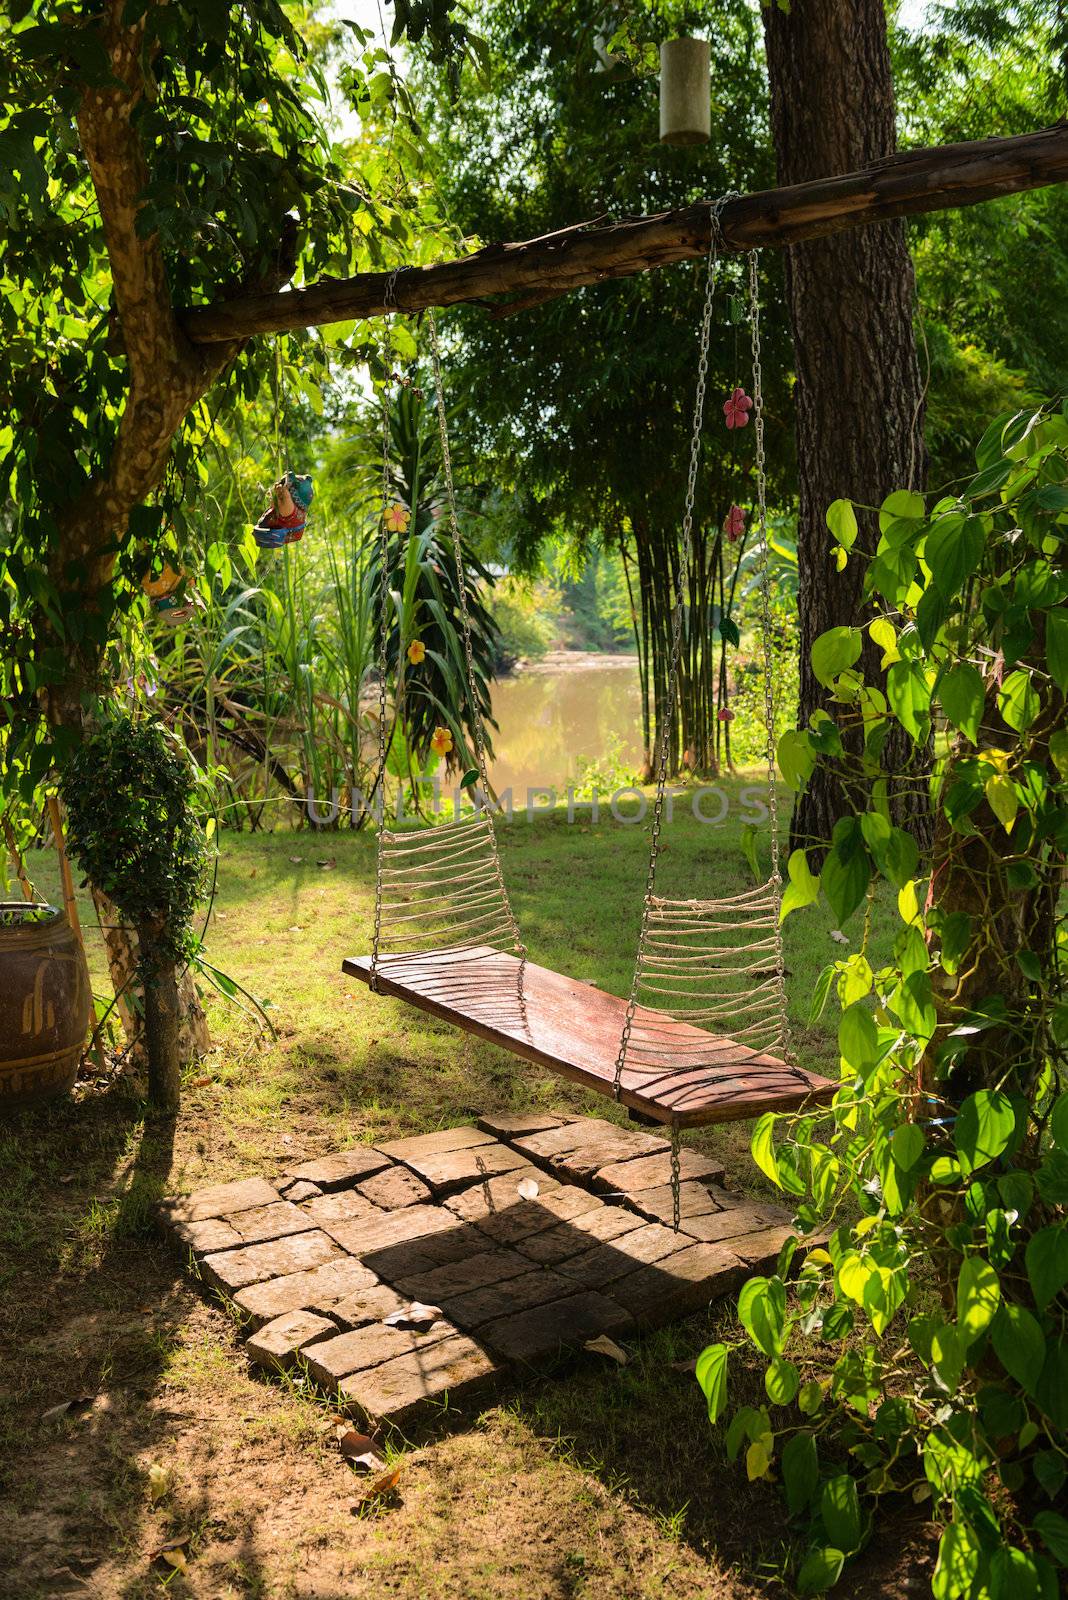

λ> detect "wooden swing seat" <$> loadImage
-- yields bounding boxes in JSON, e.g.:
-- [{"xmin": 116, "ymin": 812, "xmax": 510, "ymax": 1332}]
[{"xmin": 343, "ymin": 946, "xmax": 836, "ymax": 1129}]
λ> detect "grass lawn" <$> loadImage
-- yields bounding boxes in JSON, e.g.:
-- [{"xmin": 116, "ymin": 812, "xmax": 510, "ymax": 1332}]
[{"xmin": 0, "ymin": 781, "xmax": 926, "ymax": 1599}]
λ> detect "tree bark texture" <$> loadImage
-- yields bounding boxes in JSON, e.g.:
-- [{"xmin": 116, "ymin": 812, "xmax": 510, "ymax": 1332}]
[
  {"xmin": 91, "ymin": 888, "xmax": 210, "ymax": 1072},
  {"xmin": 762, "ymin": 0, "xmax": 930, "ymax": 854},
  {"xmin": 139, "ymin": 929, "xmax": 183, "ymax": 1115}
]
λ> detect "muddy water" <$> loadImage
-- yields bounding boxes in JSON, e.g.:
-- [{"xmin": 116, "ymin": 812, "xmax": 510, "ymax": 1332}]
[{"xmin": 486, "ymin": 652, "xmax": 644, "ymax": 799}]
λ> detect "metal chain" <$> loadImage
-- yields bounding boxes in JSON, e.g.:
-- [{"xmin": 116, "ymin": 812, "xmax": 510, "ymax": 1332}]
[
  {"xmin": 747, "ymin": 250, "xmax": 795, "ymax": 1065},
  {"xmin": 670, "ymin": 1123, "xmax": 681, "ymax": 1233},
  {"xmin": 613, "ymin": 193, "xmax": 736, "ymax": 1106},
  {"xmin": 369, "ymin": 271, "xmax": 401, "ymax": 992},
  {"xmin": 427, "ymin": 309, "xmax": 527, "ymax": 971}
]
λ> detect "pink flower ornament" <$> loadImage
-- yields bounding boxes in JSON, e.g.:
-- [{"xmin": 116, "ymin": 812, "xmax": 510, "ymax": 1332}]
[
  {"xmin": 717, "ymin": 707, "xmax": 734, "ymax": 723},
  {"xmin": 723, "ymin": 504, "xmax": 746, "ymax": 542},
  {"xmin": 723, "ymin": 387, "xmax": 752, "ymax": 429}
]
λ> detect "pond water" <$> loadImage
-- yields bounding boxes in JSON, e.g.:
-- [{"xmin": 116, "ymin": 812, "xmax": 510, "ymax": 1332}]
[{"xmin": 486, "ymin": 652, "xmax": 645, "ymax": 799}]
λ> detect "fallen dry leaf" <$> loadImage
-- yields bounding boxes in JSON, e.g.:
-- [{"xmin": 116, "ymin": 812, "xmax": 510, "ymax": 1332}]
[
  {"xmin": 583, "ymin": 1334, "xmax": 629, "ymax": 1365},
  {"xmin": 40, "ymin": 1395, "xmax": 94, "ymax": 1425},
  {"xmin": 58, "ymin": 1173, "xmax": 76, "ymax": 1185},
  {"xmin": 829, "ymin": 929, "xmax": 849, "ymax": 945},
  {"xmin": 317, "ymin": 857, "xmax": 337, "ymax": 870},
  {"xmin": 191, "ymin": 1075, "xmax": 212, "ymax": 1089},
  {"xmin": 147, "ymin": 1463, "xmax": 170, "ymax": 1503},
  {"xmin": 516, "ymin": 1176, "xmax": 540, "ymax": 1200},
  {"xmin": 352, "ymin": 1462, "xmax": 402, "ymax": 1507},
  {"xmin": 289, "ymin": 855, "xmax": 304, "ymax": 863},
  {"xmin": 338, "ymin": 1429, "xmax": 386, "ymax": 1473},
  {"xmin": 670, "ymin": 1357, "xmax": 698, "ymax": 1374},
  {"xmin": 384, "ymin": 1302, "xmax": 442, "ymax": 1331}
]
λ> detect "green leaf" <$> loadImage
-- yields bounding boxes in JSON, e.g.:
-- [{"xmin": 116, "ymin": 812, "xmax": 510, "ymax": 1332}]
[
  {"xmin": 926, "ymin": 513, "xmax": 984, "ymax": 598},
  {"xmin": 985, "ymin": 772, "xmax": 1019, "ymax": 833},
  {"xmin": 797, "ymin": 1548, "xmax": 845, "ymax": 1596},
  {"xmin": 886, "ymin": 660, "xmax": 931, "ymax": 742},
  {"xmin": 940, "ymin": 662, "xmax": 985, "ymax": 744},
  {"xmin": 778, "ymin": 729, "xmax": 816, "ymax": 792},
  {"xmin": 933, "ymin": 1522, "xmax": 981, "ymax": 1600},
  {"xmin": 738, "ymin": 1276, "xmax": 787, "ymax": 1357},
  {"xmin": 751, "ymin": 1113, "xmax": 781, "ymax": 1188},
  {"xmin": 826, "ymin": 499, "xmax": 858, "ymax": 550},
  {"xmin": 765, "ymin": 1356, "xmax": 800, "ymax": 1406},
  {"xmin": 990, "ymin": 1545, "xmax": 1045, "ymax": 1600},
  {"xmin": 955, "ymin": 1090, "xmax": 1016, "ymax": 1174},
  {"xmin": 839, "ymin": 1002, "xmax": 878, "ymax": 1078},
  {"xmin": 956, "ymin": 1256, "xmax": 1000, "ymax": 1345},
  {"xmin": 998, "ymin": 668, "xmax": 1040, "ymax": 733},
  {"xmin": 1050, "ymin": 1092, "xmax": 1068, "ymax": 1149},
  {"xmin": 1034, "ymin": 1510, "xmax": 1068, "ymax": 1567},
  {"xmin": 821, "ymin": 1474, "xmax": 862, "ymax": 1554},
  {"xmin": 1048, "ymin": 610, "xmax": 1068, "ymax": 696},
  {"xmin": 931, "ymin": 1321, "xmax": 967, "ymax": 1393},
  {"xmin": 1034, "ymin": 1451, "xmax": 1067, "ymax": 1503},
  {"xmin": 811, "ymin": 626, "xmax": 862, "ymax": 688},
  {"xmin": 695, "ymin": 1343, "xmax": 729, "ymax": 1424},
  {"xmin": 891, "ymin": 1123, "xmax": 925, "ymax": 1172},
  {"xmin": 781, "ymin": 848, "xmax": 820, "ymax": 922},
  {"xmin": 1026, "ymin": 1226, "xmax": 1068, "ymax": 1310},
  {"xmin": 781, "ymin": 1431, "xmax": 819, "ymax": 1516},
  {"xmin": 821, "ymin": 820, "xmax": 871, "ymax": 926},
  {"xmin": 459, "ymin": 768, "xmax": 480, "ymax": 790},
  {"xmin": 879, "ymin": 489, "xmax": 925, "ymax": 530},
  {"xmin": 809, "ymin": 963, "xmax": 835, "ymax": 1024}
]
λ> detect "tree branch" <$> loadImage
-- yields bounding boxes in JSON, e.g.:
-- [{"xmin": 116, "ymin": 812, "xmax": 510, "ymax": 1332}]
[{"xmin": 179, "ymin": 124, "xmax": 1068, "ymax": 344}]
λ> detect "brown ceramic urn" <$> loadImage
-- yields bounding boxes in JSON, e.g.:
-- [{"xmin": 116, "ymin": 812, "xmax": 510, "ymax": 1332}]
[{"xmin": 0, "ymin": 903, "xmax": 90, "ymax": 1108}]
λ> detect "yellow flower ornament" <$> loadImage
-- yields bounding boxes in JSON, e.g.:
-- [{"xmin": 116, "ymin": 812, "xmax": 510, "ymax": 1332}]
[
  {"xmin": 384, "ymin": 503, "xmax": 410, "ymax": 532},
  {"xmin": 430, "ymin": 726, "xmax": 453, "ymax": 758},
  {"xmin": 407, "ymin": 639, "xmax": 426, "ymax": 665}
]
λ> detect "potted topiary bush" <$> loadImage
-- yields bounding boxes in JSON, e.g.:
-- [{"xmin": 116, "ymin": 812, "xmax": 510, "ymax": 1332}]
[{"xmin": 60, "ymin": 717, "xmax": 209, "ymax": 1114}]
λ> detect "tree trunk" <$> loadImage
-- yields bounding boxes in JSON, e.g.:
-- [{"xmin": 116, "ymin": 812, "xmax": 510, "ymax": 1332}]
[
  {"xmin": 139, "ymin": 928, "xmax": 183, "ymax": 1115},
  {"xmin": 762, "ymin": 0, "xmax": 930, "ymax": 854},
  {"xmin": 92, "ymin": 888, "xmax": 210, "ymax": 1071}
]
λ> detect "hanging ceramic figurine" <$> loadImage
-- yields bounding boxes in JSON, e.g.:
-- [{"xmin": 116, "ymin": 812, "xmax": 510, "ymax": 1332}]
[
  {"xmin": 254, "ymin": 470, "xmax": 314, "ymax": 549},
  {"xmin": 142, "ymin": 563, "xmax": 196, "ymax": 625}
]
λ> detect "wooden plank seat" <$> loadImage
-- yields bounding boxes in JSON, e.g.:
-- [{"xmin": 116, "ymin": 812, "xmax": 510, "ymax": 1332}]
[{"xmin": 343, "ymin": 946, "xmax": 836, "ymax": 1129}]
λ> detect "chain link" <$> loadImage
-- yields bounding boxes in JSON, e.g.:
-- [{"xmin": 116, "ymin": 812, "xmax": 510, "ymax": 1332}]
[
  {"xmin": 747, "ymin": 251, "xmax": 795, "ymax": 1065},
  {"xmin": 427, "ymin": 310, "xmax": 526, "ymax": 972},
  {"xmin": 612, "ymin": 194, "xmax": 736, "ymax": 1108},
  {"xmin": 670, "ymin": 1123, "xmax": 681, "ymax": 1233}
]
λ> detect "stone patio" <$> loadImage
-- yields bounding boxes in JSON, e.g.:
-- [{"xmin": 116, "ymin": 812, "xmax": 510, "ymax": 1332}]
[{"xmin": 160, "ymin": 1112, "xmax": 798, "ymax": 1427}]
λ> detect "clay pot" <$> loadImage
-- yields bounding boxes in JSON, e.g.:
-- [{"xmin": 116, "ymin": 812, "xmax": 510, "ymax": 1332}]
[{"xmin": 0, "ymin": 903, "xmax": 90, "ymax": 1109}]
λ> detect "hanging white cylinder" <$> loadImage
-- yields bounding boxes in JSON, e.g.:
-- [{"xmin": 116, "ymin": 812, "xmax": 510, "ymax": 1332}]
[{"xmin": 659, "ymin": 37, "xmax": 710, "ymax": 146}]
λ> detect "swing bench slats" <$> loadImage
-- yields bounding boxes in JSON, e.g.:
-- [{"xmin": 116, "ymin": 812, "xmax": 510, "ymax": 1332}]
[{"xmin": 343, "ymin": 946, "xmax": 836, "ymax": 1129}]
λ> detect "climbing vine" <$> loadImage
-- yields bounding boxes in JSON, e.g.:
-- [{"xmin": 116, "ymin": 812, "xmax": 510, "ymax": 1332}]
[{"xmin": 699, "ymin": 407, "xmax": 1068, "ymax": 1595}]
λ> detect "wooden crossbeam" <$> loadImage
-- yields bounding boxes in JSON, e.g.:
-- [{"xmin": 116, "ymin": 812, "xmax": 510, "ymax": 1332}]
[{"xmin": 180, "ymin": 124, "xmax": 1068, "ymax": 344}]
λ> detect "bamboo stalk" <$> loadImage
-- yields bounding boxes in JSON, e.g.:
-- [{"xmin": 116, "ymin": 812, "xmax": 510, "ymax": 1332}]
[
  {"xmin": 47, "ymin": 796, "xmax": 106, "ymax": 1071},
  {"xmin": 2, "ymin": 816, "xmax": 35, "ymax": 903}
]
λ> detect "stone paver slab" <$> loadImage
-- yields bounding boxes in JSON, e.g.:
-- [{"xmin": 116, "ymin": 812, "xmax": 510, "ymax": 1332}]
[
  {"xmin": 393, "ymin": 1245, "xmax": 533, "ymax": 1305},
  {"xmin": 729, "ymin": 1226, "xmax": 800, "ymax": 1271},
  {"xmin": 466, "ymin": 1188, "xmax": 605, "ymax": 1248},
  {"xmin": 358, "ymin": 1165, "xmax": 432, "ymax": 1209},
  {"xmin": 609, "ymin": 1243, "xmax": 745, "ymax": 1325},
  {"xmin": 280, "ymin": 1179, "xmax": 322, "ymax": 1202},
  {"xmin": 201, "ymin": 1230, "xmax": 343, "ymax": 1295},
  {"xmin": 285, "ymin": 1148, "xmax": 390, "ymax": 1191},
  {"xmin": 376, "ymin": 1126, "xmax": 497, "ymax": 1160},
  {"xmin": 304, "ymin": 1319, "xmax": 455, "ymax": 1388},
  {"xmin": 621, "ymin": 1181, "xmax": 723, "ymax": 1224},
  {"xmin": 162, "ymin": 1177, "xmax": 280, "ymax": 1224},
  {"xmin": 302, "ymin": 1189, "xmax": 379, "ymax": 1227},
  {"xmin": 476, "ymin": 1111, "xmax": 566, "ymax": 1138},
  {"xmin": 513, "ymin": 1119, "xmax": 668, "ymax": 1175},
  {"xmin": 234, "ymin": 1258, "xmax": 381, "ymax": 1329},
  {"xmin": 515, "ymin": 1206, "xmax": 640, "ymax": 1267},
  {"xmin": 676, "ymin": 1203, "xmax": 790, "ymax": 1244},
  {"xmin": 398, "ymin": 1142, "xmax": 531, "ymax": 1196},
  {"xmin": 593, "ymin": 1150, "xmax": 725, "ymax": 1195},
  {"xmin": 224, "ymin": 1201, "xmax": 317, "ymax": 1244},
  {"xmin": 444, "ymin": 1166, "xmax": 560, "ymax": 1225},
  {"xmin": 170, "ymin": 1217, "xmax": 243, "ymax": 1255},
  {"xmin": 320, "ymin": 1203, "xmax": 463, "ymax": 1260},
  {"xmin": 555, "ymin": 1222, "xmax": 685, "ymax": 1290},
  {"xmin": 339, "ymin": 1334, "xmax": 499, "ymax": 1424},
  {"xmin": 480, "ymin": 1291, "xmax": 633, "ymax": 1366},
  {"xmin": 246, "ymin": 1310, "xmax": 338, "ymax": 1372},
  {"xmin": 327, "ymin": 1282, "xmax": 410, "ymax": 1331},
  {"xmin": 447, "ymin": 1268, "xmax": 575, "ymax": 1330}
]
